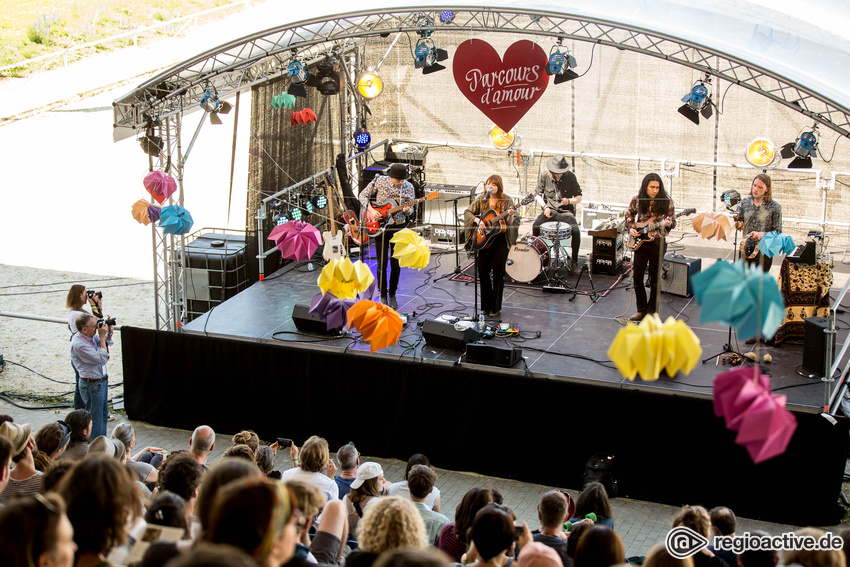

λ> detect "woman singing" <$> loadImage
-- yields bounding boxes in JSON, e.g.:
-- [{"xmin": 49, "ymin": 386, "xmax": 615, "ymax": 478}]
[
  {"xmin": 625, "ymin": 173, "xmax": 676, "ymax": 322},
  {"xmin": 464, "ymin": 175, "xmax": 520, "ymax": 318},
  {"xmin": 737, "ymin": 173, "xmax": 782, "ymax": 272}
]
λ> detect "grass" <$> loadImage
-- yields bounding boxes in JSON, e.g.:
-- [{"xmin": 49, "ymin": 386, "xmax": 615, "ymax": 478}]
[{"xmin": 0, "ymin": 0, "xmax": 242, "ymax": 76}]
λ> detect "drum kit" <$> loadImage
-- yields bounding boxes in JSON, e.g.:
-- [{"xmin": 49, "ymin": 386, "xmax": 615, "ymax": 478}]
[{"xmin": 506, "ymin": 221, "xmax": 572, "ymax": 284}]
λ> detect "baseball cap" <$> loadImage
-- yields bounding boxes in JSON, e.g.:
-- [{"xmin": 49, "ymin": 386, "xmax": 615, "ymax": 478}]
[{"xmin": 351, "ymin": 461, "xmax": 383, "ymax": 490}]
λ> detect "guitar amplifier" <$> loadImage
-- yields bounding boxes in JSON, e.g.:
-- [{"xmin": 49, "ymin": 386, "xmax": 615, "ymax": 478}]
[
  {"xmin": 429, "ymin": 224, "xmax": 467, "ymax": 246},
  {"xmin": 422, "ymin": 184, "xmax": 476, "ymax": 226},
  {"xmin": 591, "ymin": 254, "xmax": 623, "ymax": 275},
  {"xmin": 659, "ymin": 254, "xmax": 701, "ymax": 297},
  {"xmin": 592, "ymin": 234, "xmax": 625, "ymax": 257}
]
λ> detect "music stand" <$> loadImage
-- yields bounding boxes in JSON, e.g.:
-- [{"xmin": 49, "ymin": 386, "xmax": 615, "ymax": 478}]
[
  {"xmin": 701, "ymin": 203, "xmax": 742, "ymax": 365},
  {"xmin": 433, "ymin": 194, "xmax": 469, "ymax": 283}
]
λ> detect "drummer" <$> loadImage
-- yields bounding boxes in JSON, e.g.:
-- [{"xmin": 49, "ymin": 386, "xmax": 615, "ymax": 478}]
[{"xmin": 532, "ymin": 155, "xmax": 582, "ymax": 273}]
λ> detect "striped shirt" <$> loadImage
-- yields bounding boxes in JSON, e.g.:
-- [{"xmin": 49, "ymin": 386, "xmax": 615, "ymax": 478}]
[{"xmin": 0, "ymin": 472, "xmax": 43, "ymax": 504}]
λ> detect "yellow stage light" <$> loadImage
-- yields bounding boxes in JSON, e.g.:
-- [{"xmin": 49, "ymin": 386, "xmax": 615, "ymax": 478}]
[
  {"xmin": 745, "ymin": 138, "xmax": 777, "ymax": 168},
  {"xmin": 357, "ymin": 70, "xmax": 383, "ymax": 99}
]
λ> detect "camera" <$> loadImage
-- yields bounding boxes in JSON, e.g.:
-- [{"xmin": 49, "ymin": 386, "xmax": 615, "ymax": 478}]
[
  {"xmin": 276, "ymin": 437, "xmax": 293, "ymax": 448},
  {"xmin": 97, "ymin": 317, "xmax": 117, "ymax": 328},
  {"xmin": 87, "ymin": 290, "xmax": 103, "ymax": 299}
]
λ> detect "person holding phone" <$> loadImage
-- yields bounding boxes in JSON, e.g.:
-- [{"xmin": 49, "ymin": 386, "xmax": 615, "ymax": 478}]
[{"xmin": 281, "ymin": 436, "xmax": 339, "ymax": 502}]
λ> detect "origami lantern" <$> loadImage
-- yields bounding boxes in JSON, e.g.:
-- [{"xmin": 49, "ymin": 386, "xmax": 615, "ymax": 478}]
[
  {"xmin": 346, "ymin": 299, "xmax": 403, "ymax": 352},
  {"xmin": 309, "ymin": 291, "xmax": 356, "ymax": 332},
  {"xmin": 317, "ymin": 258, "xmax": 375, "ymax": 300},
  {"xmin": 268, "ymin": 220, "xmax": 322, "ymax": 261},
  {"xmin": 143, "ymin": 171, "xmax": 177, "ymax": 204},
  {"xmin": 608, "ymin": 314, "xmax": 701, "ymax": 381},
  {"xmin": 158, "ymin": 205, "xmax": 194, "ymax": 235},
  {"xmin": 131, "ymin": 199, "xmax": 161, "ymax": 226},
  {"xmin": 391, "ymin": 228, "xmax": 431, "ymax": 270},
  {"xmin": 692, "ymin": 212, "xmax": 732, "ymax": 241}
]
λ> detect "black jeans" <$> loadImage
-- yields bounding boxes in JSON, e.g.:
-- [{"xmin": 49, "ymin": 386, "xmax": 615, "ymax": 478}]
[
  {"xmin": 532, "ymin": 212, "xmax": 581, "ymax": 262},
  {"xmin": 374, "ymin": 223, "xmax": 407, "ymax": 296},
  {"xmin": 476, "ymin": 234, "xmax": 509, "ymax": 314},
  {"xmin": 633, "ymin": 238, "xmax": 666, "ymax": 314}
]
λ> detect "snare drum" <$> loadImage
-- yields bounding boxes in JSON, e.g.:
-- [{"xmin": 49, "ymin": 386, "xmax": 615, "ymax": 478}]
[
  {"xmin": 540, "ymin": 221, "xmax": 571, "ymax": 241},
  {"xmin": 506, "ymin": 236, "xmax": 549, "ymax": 283}
]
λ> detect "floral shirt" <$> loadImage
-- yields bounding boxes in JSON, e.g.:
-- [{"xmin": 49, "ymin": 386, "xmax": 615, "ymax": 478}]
[
  {"xmin": 738, "ymin": 196, "xmax": 782, "ymax": 235},
  {"xmin": 625, "ymin": 195, "xmax": 677, "ymax": 238},
  {"xmin": 358, "ymin": 175, "xmax": 416, "ymax": 224}
]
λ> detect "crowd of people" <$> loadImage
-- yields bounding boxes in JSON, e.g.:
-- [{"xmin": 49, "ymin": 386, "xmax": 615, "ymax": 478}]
[{"xmin": 0, "ymin": 412, "xmax": 843, "ymax": 567}]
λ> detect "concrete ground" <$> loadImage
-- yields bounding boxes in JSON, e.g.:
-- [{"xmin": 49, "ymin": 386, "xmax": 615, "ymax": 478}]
[{"xmin": 3, "ymin": 398, "xmax": 844, "ymax": 558}]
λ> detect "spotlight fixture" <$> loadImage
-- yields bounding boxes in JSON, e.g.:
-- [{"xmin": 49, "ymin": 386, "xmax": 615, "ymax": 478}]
[
  {"xmin": 721, "ymin": 189, "xmax": 742, "ymax": 208},
  {"xmin": 354, "ymin": 121, "xmax": 371, "ymax": 150},
  {"xmin": 314, "ymin": 195, "xmax": 328, "ymax": 209},
  {"xmin": 780, "ymin": 125, "xmax": 819, "ymax": 169},
  {"xmin": 139, "ymin": 127, "xmax": 162, "ymax": 157},
  {"xmin": 291, "ymin": 208, "xmax": 303, "ymax": 221},
  {"xmin": 439, "ymin": 11, "xmax": 454, "ymax": 24},
  {"xmin": 199, "ymin": 89, "xmax": 231, "ymax": 124},
  {"xmin": 357, "ymin": 69, "xmax": 383, "ymax": 99},
  {"xmin": 745, "ymin": 138, "xmax": 778, "ymax": 168},
  {"xmin": 415, "ymin": 14, "xmax": 435, "ymax": 37},
  {"xmin": 489, "ymin": 125, "xmax": 517, "ymax": 150},
  {"xmin": 304, "ymin": 200, "xmax": 314, "ymax": 214},
  {"xmin": 545, "ymin": 43, "xmax": 578, "ymax": 85},
  {"xmin": 309, "ymin": 56, "xmax": 340, "ymax": 95},
  {"xmin": 287, "ymin": 59, "xmax": 309, "ymax": 98},
  {"xmin": 274, "ymin": 213, "xmax": 289, "ymax": 225},
  {"xmin": 414, "ymin": 38, "xmax": 448, "ymax": 74},
  {"xmin": 678, "ymin": 76, "xmax": 714, "ymax": 125}
]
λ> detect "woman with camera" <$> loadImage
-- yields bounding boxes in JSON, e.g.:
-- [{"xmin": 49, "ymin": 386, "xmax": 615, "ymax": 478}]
[{"xmin": 66, "ymin": 285, "xmax": 102, "ymax": 411}]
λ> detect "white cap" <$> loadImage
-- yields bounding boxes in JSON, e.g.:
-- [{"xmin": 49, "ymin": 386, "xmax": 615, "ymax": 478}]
[{"xmin": 350, "ymin": 461, "xmax": 383, "ymax": 490}]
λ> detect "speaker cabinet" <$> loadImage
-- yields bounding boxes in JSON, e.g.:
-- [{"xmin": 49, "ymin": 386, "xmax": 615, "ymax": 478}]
[
  {"xmin": 291, "ymin": 304, "xmax": 343, "ymax": 335},
  {"xmin": 421, "ymin": 320, "xmax": 481, "ymax": 351},
  {"xmin": 803, "ymin": 317, "xmax": 835, "ymax": 376},
  {"xmin": 659, "ymin": 254, "xmax": 701, "ymax": 297},
  {"xmin": 465, "ymin": 343, "xmax": 523, "ymax": 368}
]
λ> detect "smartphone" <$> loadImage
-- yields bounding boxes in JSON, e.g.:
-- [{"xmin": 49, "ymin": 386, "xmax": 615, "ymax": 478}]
[
  {"xmin": 277, "ymin": 437, "xmax": 293, "ymax": 448},
  {"xmin": 514, "ymin": 525, "xmax": 524, "ymax": 539}
]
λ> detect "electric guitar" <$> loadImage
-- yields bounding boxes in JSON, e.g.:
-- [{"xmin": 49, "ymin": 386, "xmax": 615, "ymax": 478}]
[
  {"xmin": 321, "ymin": 183, "xmax": 345, "ymax": 262},
  {"xmin": 628, "ymin": 208, "xmax": 695, "ymax": 251},
  {"xmin": 471, "ymin": 194, "xmax": 535, "ymax": 250},
  {"xmin": 345, "ymin": 191, "xmax": 439, "ymax": 238}
]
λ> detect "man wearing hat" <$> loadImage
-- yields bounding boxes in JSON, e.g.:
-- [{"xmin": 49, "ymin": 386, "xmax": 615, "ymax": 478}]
[
  {"xmin": 533, "ymin": 155, "xmax": 583, "ymax": 273},
  {"xmin": 0, "ymin": 422, "xmax": 43, "ymax": 504},
  {"xmin": 359, "ymin": 163, "xmax": 416, "ymax": 309}
]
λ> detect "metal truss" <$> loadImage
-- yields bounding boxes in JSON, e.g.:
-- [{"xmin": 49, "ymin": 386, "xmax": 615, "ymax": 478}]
[{"xmin": 113, "ymin": 6, "xmax": 850, "ymax": 140}]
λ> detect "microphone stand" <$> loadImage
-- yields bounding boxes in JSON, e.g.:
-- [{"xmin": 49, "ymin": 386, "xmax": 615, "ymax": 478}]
[{"xmin": 702, "ymin": 204, "xmax": 742, "ymax": 364}]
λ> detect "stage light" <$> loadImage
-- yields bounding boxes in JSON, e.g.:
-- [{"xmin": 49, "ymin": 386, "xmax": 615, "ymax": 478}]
[
  {"xmin": 721, "ymin": 190, "xmax": 741, "ymax": 208},
  {"xmin": 440, "ymin": 11, "xmax": 454, "ymax": 23},
  {"xmin": 274, "ymin": 212, "xmax": 289, "ymax": 225},
  {"xmin": 489, "ymin": 125, "xmax": 517, "ymax": 150},
  {"xmin": 291, "ymin": 208, "xmax": 303, "ymax": 221},
  {"xmin": 139, "ymin": 128, "xmax": 162, "ymax": 157},
  {"xmin": 287, "ymin": 59, "xmax": 309, "ymax": 98},
  {"xmin": 354, "ymin": 126, "xmax": 371, "ymax": 150},
  {"xmin": 199, "ymin": 90, "xmax": 231, "ymax": 124},
  {"xmin": 416, "ymin": 14, "xmax": 435, "ymax": 37},
  {"xmin": 304, "ymin": 201, "xmax": 314, "ymax": 214},
  {"xmin": 414, "ymin": 38, "xmax": 448, "ymax": 74},
  {"xmin": 780, "ymin": 125, "xmax": 819, "ymax": 169},
  {"xmin": 313, "ymin": 57, "xmax": 341, "ymax": 95},
  {"xmin": 745, "ymin": 138, "xmax": 778, "ymax": 168},
  {"xmin": 545, "ymin": 45, "xmax": 578, "ymax": 85},
  {"xmin": 314, "ymin": 195, "xmax": 327, "ymax": 209},
  {"xmin": 357, "ymin": 69, "xmax": 383, "ymax": 99},
  {"xmin": 678, "ymin": 78, "xmax": 714, "ymax": 125}
]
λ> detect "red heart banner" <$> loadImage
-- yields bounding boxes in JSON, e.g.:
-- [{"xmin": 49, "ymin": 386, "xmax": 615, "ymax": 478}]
[{"xmin": 452, "ymin": 39, "xmax": 549, "ymax": 133}]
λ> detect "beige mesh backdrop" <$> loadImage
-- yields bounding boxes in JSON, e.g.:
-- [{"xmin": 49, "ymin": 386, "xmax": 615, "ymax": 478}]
[{"xmin": 248, "ymin": 26, "xmax": 850, "ymax": 250}]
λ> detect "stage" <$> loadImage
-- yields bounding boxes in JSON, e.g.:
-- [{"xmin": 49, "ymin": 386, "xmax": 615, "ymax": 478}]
[{"xmin": 121, "ymin": 231, "xmax": 850, "ymax": 525}]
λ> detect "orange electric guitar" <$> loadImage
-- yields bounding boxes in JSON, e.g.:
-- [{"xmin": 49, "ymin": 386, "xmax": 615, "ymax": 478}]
[{"xmin": 343, "ymin": 191, "xmax": 438, "ymax": 239}]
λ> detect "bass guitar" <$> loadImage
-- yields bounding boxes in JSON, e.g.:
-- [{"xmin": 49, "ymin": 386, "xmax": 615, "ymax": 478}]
[
  {"xmin": 346, "ymin": 191, "xmax": 439, "ymax": 238},
  {"xmin": 471, "ymin": 194, "xmax": 535, "ymax": 250},
  {"xmin": 628, "ymin": 208, "xmax": 695, "ymax": 251}
]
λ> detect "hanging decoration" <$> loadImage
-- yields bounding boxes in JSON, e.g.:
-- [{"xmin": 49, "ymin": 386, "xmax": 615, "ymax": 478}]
[
  {"xmin": 607, "ymin": 313, "xmax": 702, "ymax": 381},
  {"xmin": 346, "ymin": 299, "xmax": 403, "ymax": 352},
  {"xmin": 390, "ymin": 228, "xmax": 431, "ymax": 270}
]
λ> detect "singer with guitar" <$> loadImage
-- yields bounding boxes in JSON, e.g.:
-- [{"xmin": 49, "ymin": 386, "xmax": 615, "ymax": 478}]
[
  {"xmin": 464, "ymin": 174, "xmax": 520, "ymax": 318},
  {"xmin": 736, "ymin": 173, "xmax": 782, "ymax": 272},
  {"xmin": 625, "ymin": 173, "xmax": 676, "ymax": 322},
  {"xmin": 532, "ymin": 155, "xmax": 582, "ymax": 273},
  {"xmin": 359, "ymin": 163, "xmax": 416, "ymax": 309}
]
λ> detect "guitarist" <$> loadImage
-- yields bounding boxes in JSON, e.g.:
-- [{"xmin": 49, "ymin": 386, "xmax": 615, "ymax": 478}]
[
  {"xmin": 625, "ymin": 173, "xmax": 676, "ymax": 321},
  {"xmin": 464, "ymin": 175, "xmax": 520, "ymax": 318},
  {"xmin": 359, "ymin": 163, "xmax": 415, "ymax": 309},
  {"xmin": 735, "ymin": 174, "xmax": 782, "ymax": 272},
  {"xmin": 532, "ymin": 155, "xmax": 582, "ymax": 273}
]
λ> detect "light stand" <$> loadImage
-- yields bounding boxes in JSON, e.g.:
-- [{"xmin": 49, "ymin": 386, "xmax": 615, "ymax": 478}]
[
  {"xmin": 702, "ymin": 205, "xmax": 741, "ymax": 364},
  {"xmin": 433, "ymin": 194, "xmax": 468, "ymax": 283}
]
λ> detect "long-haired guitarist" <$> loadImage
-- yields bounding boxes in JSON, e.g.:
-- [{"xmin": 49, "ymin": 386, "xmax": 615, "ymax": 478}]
[
  {"xmin": 625, "ymin": 173, "xmax": 676, "ymax": 321},
  {"xmin": 359, "ymin": 163, "xmax": 416, "ymax": 309},
  {"xmin": 736, "ymin": 173, "xmax": 782, "ymax": 272},
  {"xmin": 463, "ymin": 174, "xmax": 520, "ymax": 318}
]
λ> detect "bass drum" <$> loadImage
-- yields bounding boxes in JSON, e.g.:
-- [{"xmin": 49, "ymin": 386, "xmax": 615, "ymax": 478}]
[{"xmin": 506, "ymin": 236, "xmax": 549, "ymax": 283}]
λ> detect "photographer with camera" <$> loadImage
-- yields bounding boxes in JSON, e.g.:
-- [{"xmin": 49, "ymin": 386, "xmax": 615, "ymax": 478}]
[
  {"xmin": 66, "ymin": 285, "xmax": 104, "ymax": 410},
  {"xmin": 70, "ymin": 313, "xmax": 114, "ymax": 439}
]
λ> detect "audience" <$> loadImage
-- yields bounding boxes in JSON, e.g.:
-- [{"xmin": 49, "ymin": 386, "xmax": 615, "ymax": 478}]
[
  {"xmin": 643, "ymin": 542, "xmax": 695, "ymax": 567},
  {"xmin": 257, "ymin": 445, "xmax": 279, "ymax": 478},
  {"xmin": 519, "ymin": 542, "xmax": 564, "ymax": 567},
  {"xmin": 156, "ymin": 452, "xmax": 205, "ymax": 527},
  {"xmin": 387, "ymin": 453, "xmax": 441, "ymax": 511},
  {"xmin": 569, "ymin": 483, "xmax": 613, "ymax": 529},
  {"xmin": 532, "ymin": 491, "xmax": 572, "ymax": 567},
  {"xmin": 222, "ymin": 443, "xmax": 257, "ymax": 464},
  {"xmin": 408, "ymin": 464, "xmax": 450, "ymax": 545},
  {"xmin": 194, "ymin": 458, "xmax": 261, "ymax": 536},
  {"xmin": 282, "ymin": 435, "xmax": 340, "ymax": 501},
  {"xmin": 189, "ymin": 425, "xmax": 216, "ymax": 467},
  {"xmin": 573, "ymin": 525, "xmax": 624, "ymax": 567},
  {"xmin": 0, "ymin": 492, "xmax": 77, "ymax": 567},
  {"xmin": 839, "ymin": 528, "xmax": 850, "ymax": 567},
  {"xmin": 57, "ymin": 410, "xmax": 92, "ymax": 462},
  {"xmin": 372, "ymin": 548, "xmax": 452, "ymax": 567},
  {"xmin": 465, "ymin": 504, "xmax": 527, "ymax": 567},
  {"xmin": 86, "ymin": 435, "xmax": 126, "ymax": 461},
  {"xmin": 672, "ymin": 506, "xmax": 728, "ymax": 567},
  {"xmin": 335, "ymin": 442, "xmax": 360, "ymax": 499},
  {"xmin": 708, "ymin": 506, "xmax": 737, "ymax": 567},
  {"xmin": 232, "ymin": 430, "xmax": 261, "ymax": 457},
  {"xmin": 59, "ymin": 455, "xmax": 142, "ymax": 567},
  {"xmin": 34, "ymin": 421, "xmax": 70, "ymax": 472},
  {"xmin": 111, "ymin": 422, "xmax": 160, "ymax": 483},
  {"xmin": 285, "ymin": 477, "xmax": 349, "ymax": 564},
  {"xmin": 436, "ymin": 486, "xmax": 503, "ymax": 561},
  {"xmin": 345, "ymin": 496, "xmax": 427, "ymax": 567},
  {"xmin": 42, "ymin": 460, "xmax": 75, "ymax": 494},
  {"xmin": 0, "ymin": 421, "xmax": 43, "ymax": 503},
  {"xmin": 344, "ymin": 461, "xmax": 386, "ymax": 536},
  {"xmin": 738, "ymin": 531, "xmax": 778, "ymax": 567},
  {"xmin": 164, "ymin": 542, "xmax": 259, "ymax": 567},
  {"xmin": 782, "ymin": 528, "xmax": 845, "ymax": 567},
  {"xmin": 0, "ymin": 435, "xmax": 14, "ymax": 497}
]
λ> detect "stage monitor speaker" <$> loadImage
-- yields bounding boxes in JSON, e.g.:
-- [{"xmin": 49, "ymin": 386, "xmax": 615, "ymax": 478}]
[
  {"xmin": 291, "ymin": 304, "xmax": 343, "ymax": 335},
  {"xmin": 421, "ymin": 319, "xmax": 481, "ymax": 351},
  {"xmin": 465, "ymin": 342, "xmax": 523, "ymax": 368},
  {"xmin": 803, "ymin": 317, "xmax": 835, "ymax": 376},
  {"xmin": 659, "ymin": 254, "xmax": 701, "ymax": 297}
]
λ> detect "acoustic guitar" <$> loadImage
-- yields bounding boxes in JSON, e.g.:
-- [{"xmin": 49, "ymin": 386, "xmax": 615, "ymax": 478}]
[
  {"xmin": 628, "ymin": 208, "xmax": 696, "ymax": 251},
  {"xmin": 471, "ymin": 194, "xmax": 535, "ymax": 250}
]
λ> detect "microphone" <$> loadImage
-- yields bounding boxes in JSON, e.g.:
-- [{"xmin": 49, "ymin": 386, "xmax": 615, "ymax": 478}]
[{"xmin": 506, "ymin": 259, "xmax": 514, "ymax": 266}]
